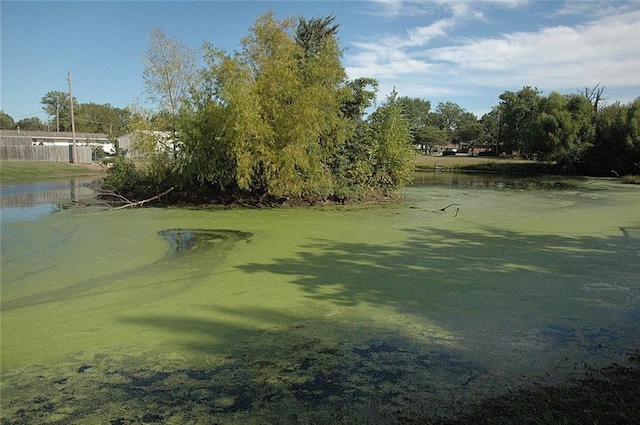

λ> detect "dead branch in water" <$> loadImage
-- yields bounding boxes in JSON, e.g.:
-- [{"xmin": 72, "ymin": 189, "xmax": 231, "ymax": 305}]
[{"xmin": 99, "ymin": 186, "xmax": 175, "ymax": 210}]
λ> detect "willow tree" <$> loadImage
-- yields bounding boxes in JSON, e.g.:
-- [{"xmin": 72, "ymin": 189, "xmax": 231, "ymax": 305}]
[
  {"xmin": 367, "ymin": 90, "xmax": 415, "ymax": 193},
  {"xmin": 142, "ymin": 29, "xmax": 197, "ymax": 119},
  {"xmin": 198, "ymin": 12, "xmax": 350, "ymax": 200},
  {"xmin": 115, "ymin": 28, "xmax": 200, "ymax": 195}
]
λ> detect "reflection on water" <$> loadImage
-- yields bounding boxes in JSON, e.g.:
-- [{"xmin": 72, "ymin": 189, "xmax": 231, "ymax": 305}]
[
  {"xmin": 1, "ymin": 203, "xmax": 60, "ymax": 222},
  {"xmin": 158, "ymin": 229, "xmax": 252, "ymax": 257},
  {"xmin": 413, "ymin": 171, "xmax": 583, "ymax": 190},
  {"xmin": 0, "ymin": 177, "xmax": 100, "ymax": 222}
]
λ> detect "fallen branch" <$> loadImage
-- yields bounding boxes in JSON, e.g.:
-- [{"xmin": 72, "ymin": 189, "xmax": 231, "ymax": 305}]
[{"xmin": 111, "ymin": 187, "xmax": 176, "ymax": 210}]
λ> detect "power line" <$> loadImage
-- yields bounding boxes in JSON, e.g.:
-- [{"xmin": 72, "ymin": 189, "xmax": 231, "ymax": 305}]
[
  {"xmin": 11, "ymin": 111, "xmax": 48, "ymax": 119},
  {"xmin": 8, "ymin": 111, "xmax": 128, "ymax": 132}
]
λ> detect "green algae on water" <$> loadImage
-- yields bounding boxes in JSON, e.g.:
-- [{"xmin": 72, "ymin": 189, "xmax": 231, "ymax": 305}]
[{"xmin": 1, "ymin": 178, "xmax": 639, "ymax": 423}]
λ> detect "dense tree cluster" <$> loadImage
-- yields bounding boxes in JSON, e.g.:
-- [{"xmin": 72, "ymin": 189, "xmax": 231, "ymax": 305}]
[
  {"xmin": 482, "ymin": 86, "xmax": 640, "ymax": 175},
  {"xmin": 394, "ymin": 87, "xmax": 639, "ymax": 176},
  {"xmin": 395, "ymin": 97, "xmax": 481, "ymax": 153},
  {"xmin": 105, "ymin": 13, "xmax": 415, "ymax": 204}
]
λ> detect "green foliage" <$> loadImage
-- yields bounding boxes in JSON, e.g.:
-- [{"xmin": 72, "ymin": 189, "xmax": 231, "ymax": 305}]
[
  {"xmin": 102, "ymin": 16, "xmax": 636, "ymax": 200},
  {"xmin": 340, "ymin": 77, "xmax": 378, "ymax": 121},
  {"xmin": 174, "ymin": 98, "xmax": 238, "ymax": 199},
  {"xmin": 142, "ymin": 29, "xmax": 197, "ymax": 118},
  {"xmin": 479, "ymin": 107, "xmax": 500, "ymax": 147},
  {"xmin": 584, "ymin": 98, "xmax": 640, "ymax": 176},
  {"xmin": 454, "ymin": 121, "xmax": 484, "ymax": 145},
  {"xmin": 493, "ymin": 85, "xmax": 639, "ymax": 176},
  {"xmin": 14, "ymin": 116, "xmax": 47, "ymax": 131},
  {"xmin": 528, "ymin": 92, "xmax": 595, "ymax": 169},
  {"xmin": 497, "ymin": 86, "xmax": 543, "ymax": 155},
  {"xmin": 0, "ymin": 110, "xmax": 15, "ymax": 130},
  {"xmin": 106, "ymin": 13, "xmax": 416, "ymax": 204},
  {"xmin": 75, "ymin": 103, "xmax": 131, "ymax": 136},
  {"xmin": 367, "ymin": 90, "xmax": 415, "ymax": 192},
  {"xmin": 622, "ymin": 174, "xmax": 640, "ymax": 184},
  {"xmin": 41, "ymin": 90, "xmax": 76, "ymax": 132},
  {"xmin": 194, "ymin": 12, "xmax": 373, "ymax": 200},
  {"xmin": 625, "ymin": 98, "xmax": 640, "ymax": 173},
  {"xmin": 414, "ymin": 125, "xmax": 449, "ymax": 149},
  {"xmin": 396, "ymin": 99, "xmax": 479, "ymax": 150},
  {"xmin": 39, "ymin": 92, "xmax": 132, "ymax": 134},
  {"xmin": 434, "ymin": 101, "xmax": 477, "ymax": 134},
  {"xmin": 397, "ymin": 96, "xmax": 431, "ymax": 131},
  {"xmin": 295, "ymin": 15, "xmax": 339, "ymax": 59}
]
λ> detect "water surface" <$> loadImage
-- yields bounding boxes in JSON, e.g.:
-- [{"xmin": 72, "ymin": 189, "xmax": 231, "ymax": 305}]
[
  {"xmin": 1, "ymin": 175, "xmax": 639, "ymax": 423},
  {"xmin": 0, "ymin": 177, "xmax": 99, "ymax": 222}
]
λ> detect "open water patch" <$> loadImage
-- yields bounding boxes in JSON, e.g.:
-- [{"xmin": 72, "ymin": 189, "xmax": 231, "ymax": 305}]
[
  {"xmin": 0, "ymin": 177, "xmax": 100, "ymax": 223},
  {"xmin": 0, "ymin": 203, "xmax": 60, "ymax": 222},
  {"xmin": 158, "ymin": 229, "xmax": 252, "ymax": 258},
  {"xmin": 412, "ymin": 171, "xmax": 588, "ymax": 191}
]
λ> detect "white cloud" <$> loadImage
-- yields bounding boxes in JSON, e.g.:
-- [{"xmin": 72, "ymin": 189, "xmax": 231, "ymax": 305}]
[
  {"xmin": 428, "ymin": 10, "xmax": 640, "ymax": 88},
  {"xmin": 406, "ymin": 18, "xmax": 456, "ymax": 45},
  {"xmin": 553, "ymin": 0, "xmax": 638, "ymax": 18},
  {"xmin": 370, "ymin": 0, "xmax": 529, "ymax": 18},
  {"xmin": 349, "ymin": 0, "xmax": 523, "ymax": 80},
  {"xmin": 348, "ymin": 42, "xmax": 434, "ymax": 79},
  {"xmin": 346, "ymin": 4, "xmax": 640, "ymax": 102}
]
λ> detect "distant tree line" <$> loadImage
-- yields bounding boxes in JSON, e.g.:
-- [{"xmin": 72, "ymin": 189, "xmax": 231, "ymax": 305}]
[
  {"xmin": 396, "ymin": 86, "xmax": 639, "ymax": 176},
  {"xmin": 394, "ymin": 97, "xmax": 482, "ymax": 154},
  {"xmin": 484, "ymin": 86, "xmax": 640, "ymax": 176},
  {"xmin": 0, "ymin": 93, "xmax": 131, "ymax": 137}
]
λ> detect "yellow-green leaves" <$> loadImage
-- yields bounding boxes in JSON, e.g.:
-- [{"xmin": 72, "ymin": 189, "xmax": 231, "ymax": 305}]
[{"xmin": 109, "ymin": 14, "xmax": 418, "ymax": 203}]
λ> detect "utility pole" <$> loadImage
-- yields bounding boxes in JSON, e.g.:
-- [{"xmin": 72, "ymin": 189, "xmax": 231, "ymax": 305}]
[{"xmin": 68, "ymin": 71, "xmax": 78, "ymax": 163}]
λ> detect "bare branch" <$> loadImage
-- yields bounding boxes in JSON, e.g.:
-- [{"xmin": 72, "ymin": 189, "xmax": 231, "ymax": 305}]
[{"xmin": 110, "ymin": 187, "xmax": 175, "ymax": 210}]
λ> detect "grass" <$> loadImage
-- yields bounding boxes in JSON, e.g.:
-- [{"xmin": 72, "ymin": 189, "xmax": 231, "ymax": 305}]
[
  {"xmin": 622, "ymin": 174, "xmax": 640, "ymax": 184},
  {"xmin": 0, "ymin": 160, "xmax": 105, "ymax": 181},
  {"xmin": 414, "ymin": 155, "xmax": 559, "ymax": 175}
]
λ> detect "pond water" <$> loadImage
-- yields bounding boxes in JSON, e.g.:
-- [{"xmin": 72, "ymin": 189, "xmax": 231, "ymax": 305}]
[
  {"xmin": 0, "ymin": 177, "xmax": 100, "ymax": 222},
  {"xmin": 1, "ymin": 174, "xmax": 639, "ymax": 423}
]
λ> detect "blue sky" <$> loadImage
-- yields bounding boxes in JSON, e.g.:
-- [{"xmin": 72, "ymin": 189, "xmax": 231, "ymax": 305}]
[{"xmin": 2, "ymin": 0, "xmax": 639, "ymax": 123}]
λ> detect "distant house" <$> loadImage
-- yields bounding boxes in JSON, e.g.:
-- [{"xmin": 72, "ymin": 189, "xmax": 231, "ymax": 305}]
[
  {"xmin": 0, "ymin": 130, "xmax": 110, "ymax": 163},
  {"xmin": 117, "ymin": 131, "xmax": 174, "ymax": 157}
]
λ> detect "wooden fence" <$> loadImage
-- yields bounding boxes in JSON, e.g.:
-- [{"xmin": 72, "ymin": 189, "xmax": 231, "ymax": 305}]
[
  {"xmin": 0, "ymin": 145, "xmax": 92, "ymax": 163},
  {"xmin": 1, "ymin": 136, "xmax": 33, "ymax": 146}
]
